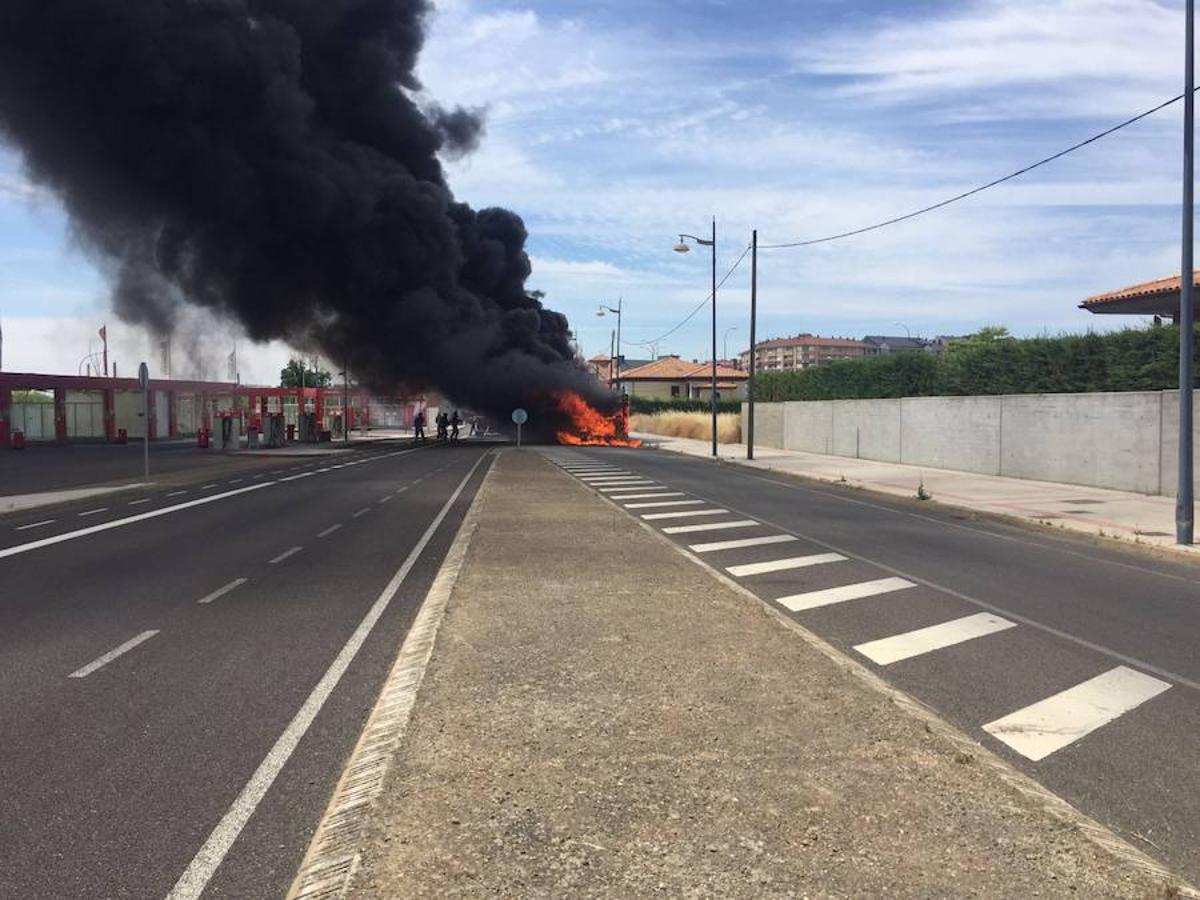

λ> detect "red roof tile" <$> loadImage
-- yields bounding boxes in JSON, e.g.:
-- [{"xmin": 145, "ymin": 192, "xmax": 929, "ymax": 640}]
[
  {"xmin": 1081, "ymin": 271, "xmax": 1200, "ymax": 308},
  {"xmin": 621, "ymin": 357, "xmax": 748, "ymax": 381}
]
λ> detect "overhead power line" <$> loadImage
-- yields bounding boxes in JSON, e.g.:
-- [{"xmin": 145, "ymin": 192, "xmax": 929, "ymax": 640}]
[
  {"xmin": 626, "ymin": 242, "xmax": 752, "ymax": 349},
  {"xmin": 759, "ymin": 89, "xmax": 1196, "ymax": 250}
]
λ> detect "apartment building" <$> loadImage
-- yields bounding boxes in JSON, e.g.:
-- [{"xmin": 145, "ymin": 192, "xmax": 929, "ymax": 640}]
[{"xmin": 738, "ymin": 334, "xmax": 868, "ymax": 372}]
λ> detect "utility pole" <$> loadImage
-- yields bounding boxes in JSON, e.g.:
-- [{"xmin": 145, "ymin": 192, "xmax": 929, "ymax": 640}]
[
  {"xmin": 748, "ymin": 229, "xmax": 757, "ymax": 461},
  {"xmin": 343, "ymin": 357, "xmax": 350, "ymax": 443},
  {"xmin": 710, "ymin": 217, "xmax": 718, "ymax": 457},
  {"xmin": 1180, "ymin": 0, "xmax": 1196, "ymax": 545}
]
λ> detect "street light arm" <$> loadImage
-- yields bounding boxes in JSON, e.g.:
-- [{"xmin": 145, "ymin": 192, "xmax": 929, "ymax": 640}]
[{"xmin": 678, "ymin": 233, "xmax": 714, "ymax": 246}]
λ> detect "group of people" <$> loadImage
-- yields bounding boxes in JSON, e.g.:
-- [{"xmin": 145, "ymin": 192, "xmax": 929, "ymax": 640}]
[{"xmin": 412, "ymin": 409, "xmax": 464, "ymax": 443}]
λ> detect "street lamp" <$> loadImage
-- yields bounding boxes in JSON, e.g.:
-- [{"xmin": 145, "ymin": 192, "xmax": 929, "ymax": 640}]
[
  {"xmin": 674, "ymin": 218, "xmax": 718, "ymax": 457},
  {"xmin": 596, "ymin": 299, "xmax": 623, "ymax": 392},
  {"xmin": 893, "ymin": 321, "xmax": 911, "ymax": 339},
  {"xmin": 723, "ymin": 326, "xmax": 738, "ymax": 362}
]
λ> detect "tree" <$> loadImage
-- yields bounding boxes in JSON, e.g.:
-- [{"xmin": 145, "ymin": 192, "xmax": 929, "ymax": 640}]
[{"xmin": 280, "ymin": 358, "xmax": 332, "ymax": 388}]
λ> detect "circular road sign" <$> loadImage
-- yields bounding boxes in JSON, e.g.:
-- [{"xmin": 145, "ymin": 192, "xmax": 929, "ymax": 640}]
[{"xmin": 511, "ymin": 408, "xmax": 528, "ymax": 425}]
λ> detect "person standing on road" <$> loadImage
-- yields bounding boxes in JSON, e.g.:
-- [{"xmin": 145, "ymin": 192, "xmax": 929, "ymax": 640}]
[
  {"xmin": 450, "ymin": 410, "xmax": 462, "ymax": 442},
  {"xmin": 413, "ymin": 410, "xmax": 426, "ymax": 442},
  {"xmin": 436, "ymin": 411, "xmax": 448, "ymax": 441}
]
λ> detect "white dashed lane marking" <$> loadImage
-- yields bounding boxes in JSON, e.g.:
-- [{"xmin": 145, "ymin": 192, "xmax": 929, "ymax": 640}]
[
  {"xmin": 269, "ymin": 546, "xmax": 303, "ymax": 564},
  {"xmin": 352, "ymin": 507, "xmax": 371, "ymax": 518},
  {"xmin": 69, "ymin": 630, "xmax": 159, "ymax": 679},
  {"xmin": 662, "ymin": 519, "xmax": 759, "ymax": 534},
  {"xmin": 726, "ymin": 553, "xmax": 845, "ymax": 577},
  {"xmin": 78, "ymin": 508, "xmax": 108, "ymax": 517},
  {"xmin": 317, "ymin": 524, "xmax": 343, "ymax": 538},
  {"xmin": 777, "ymin": 577, "xmax": 916, "ymax": 612},
  {"xmin": 128, "ymin": 498, "xmax": 151, "ymax": 506},
  {"xmin": 642, "ymin": 508, "xmax": 728, "ymax": 521},
  {"xmin": 16, "ymin": 520, "xmax": 55, "ymax": 531},
  {"xmin": 197, "ymin": 578, "xmax": 249, "ymax": 605},
  {"xmin": 623, "ymin": 500, "xmax": 704, "ymax": 510},
  {"xmin": 167, "ymin": 490, "xmax": 188, "ymax": 497},
  {"xmin": 983, "ymin": 666, "xmax": 1171, "ymax": 761},
  {"xmin": 854, "ymin": 612, "xmax": 1017, "ymax": 666},
  {"xmin": 688, "ymin": 534, "xmax": 798, "ymax": 553}
]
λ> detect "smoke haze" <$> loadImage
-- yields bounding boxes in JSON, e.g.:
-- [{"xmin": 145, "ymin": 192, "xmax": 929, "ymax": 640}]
[{"xmin": 0, "ymin": 0, "xmax": 607, "ymax": 420}]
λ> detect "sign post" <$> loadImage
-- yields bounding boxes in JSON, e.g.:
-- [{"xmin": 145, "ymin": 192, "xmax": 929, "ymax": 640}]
[
  {"xmin": 511, "ymin": 407, "xmax": 527, "ymax": 449},
  {"xmin": 138, "ymin": 362, "xmax": 150, "ymax": 480}
]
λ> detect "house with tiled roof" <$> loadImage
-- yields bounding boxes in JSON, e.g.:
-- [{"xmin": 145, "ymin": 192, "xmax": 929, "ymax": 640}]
[
  {"xmin": 738, "ymin": 334, "xmax": 867, "ymax": 372},
  {"xmin": 1080, "ymin": 271, "xmax": 1199, "ymax": 321},
  {"xmin": 619, "ymin": 356, "xmax": 749, "ymax": 400}
]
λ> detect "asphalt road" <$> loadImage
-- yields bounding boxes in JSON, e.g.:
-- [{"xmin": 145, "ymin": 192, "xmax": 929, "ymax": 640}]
[
  {"xmin": 546, "ymin": 445, "xmax": 1200, "ymax": 885},
  {"xmin": 0, "ymin": 438, "xmax": 493, "ymax": 898}
]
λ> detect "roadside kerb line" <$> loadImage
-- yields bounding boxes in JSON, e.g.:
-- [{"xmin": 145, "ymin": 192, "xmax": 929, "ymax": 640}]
[
  {"xmin": 168, "ymin": 450, "xmax": 492, "ymax": 900},
  {"xmin": 662, "ymin": 519, "xmax": 759, "ymax": 534},
  {"xmin": 197, "ymin": 578, "xmax": 249, "ymax": 605},
  {"xmin": 983, "ymin": 666, "xmax": 1171, "ymax": 761},
  {"xmin": 726, "ymin": 553, "xmax": 846, "ymax": 577},
  {"xmin": 16, "ymin": 520, "xmax": 55, "ymax": 531},
  {"xmin": 778, "ymin": 577, "xmax": 916, "ymax": 612},
  {"xmin": 317, "ymin": 524, "xmax": 342, "ymax": 538},
  {"xmin": 642, "ymin": 508, "xmax": 728, "ymax": 521},
  {"xmin": 855, "ymin": 612, "xmax": 1017, "ymax": 666},
  {"xmin": 270, "ymin": 546, "xmax": 303, "ymax": 564},
  {"xmin": 689, "ymin": 534, "xmax": 798, "ymax": 553},
  {"xmin": 69, "ymin": 630, "xmax": 159, "ymax": 678}
]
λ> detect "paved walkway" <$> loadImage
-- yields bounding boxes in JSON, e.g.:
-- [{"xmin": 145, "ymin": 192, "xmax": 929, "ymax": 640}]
[
  {"xmin": 633, "ymin": 432, "xmax": 1199, "ymax": 555},
  {"xmin": 340, "ymin": 450, "xmax": 1184, "ymax": 897}
]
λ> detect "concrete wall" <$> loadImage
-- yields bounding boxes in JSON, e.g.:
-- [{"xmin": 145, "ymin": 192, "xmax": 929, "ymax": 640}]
[{"xmin": 745, "ymin": 390, "xmax": 1200, "ymax": 497}]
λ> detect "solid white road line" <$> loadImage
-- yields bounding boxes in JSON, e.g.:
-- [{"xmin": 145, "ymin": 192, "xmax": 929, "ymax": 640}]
[
  {"xmin": 689, "ymin": 534, "xmax": 798, "ymax": 554},
  {"xmin": 317, "ymin": 524, "xmax": 343, "ymax": 538},
  {"xmin": 197, "ymin": 578, "xmax": 248, "ymax": 605},
  {"xmin": 269, "ymin": 546, "xmax": 303, "ymax": 564},
  {"xmin": 69, "ymin": 630, "xmax": 159, "ymax": 678},
  {"xmin": 353, "ymin": 507, "xmax": 371, "ymax": 518},
  {"xmin": 128, "ymin": 498, "xmax": 151, "ymax": 506},
  {"xmin": 726, "ymin": 553, "xmax": 845, "ymax": 577},
  {"xmin": 167, "ymin": 452, "xmax": 491, "ymax": 900},
  {"xmin": 642, "ymin": 508, "xmax": 728, "ymax": 521},
  {"xmin": 609, "ymin": 491, "xmax": 683, "ymax": 500},
  {"xmin": 279, "ymin": 472, "xmax": 314, "ymax": 482},
  {"xmin": 983, "ymin": 666, "xmax": 1171, "ymax": 761},
  {"xmin": 78, "ymin": 508, "xmax": 108, "ymax": 517},
  {"xmin": 662, "ymin": 519, "xmax": 759, "ymax": 534},
  {"xmin": 855, "ymin": 612, "xmax": 1017, "ymax": 666},
  {"xmin": 624, "ymin": 499, "xmax": 704, "ymax": 509},
  {"xmin": 16, "ymin": 520, "xmax": 55, "ymax": 531},
  {"xmin": 777, "ymin": 577, "xmax": 916, "ymax": 612}
]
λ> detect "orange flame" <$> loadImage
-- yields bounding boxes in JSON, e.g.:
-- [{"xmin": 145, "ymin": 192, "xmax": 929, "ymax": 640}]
[{"xmin": 554, "ymin": 391, "xmax": 642, "ymax": 447}]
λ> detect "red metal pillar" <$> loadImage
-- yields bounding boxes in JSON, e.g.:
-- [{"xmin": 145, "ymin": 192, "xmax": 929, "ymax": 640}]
[
  {"xmin": 168, "ymin": 391, "xmax": 178, "ymax": 437},
  {"xmin": 53, "ymin": 388, "xmax": 68, "ymax": 445},
  {"xmin": 103, "ymin": 388, "xmax": 115, "ymax": 442},
  {"xmin": 0, "ymin": 387, "xmax": 10, "ymax": 448},
  {"xmin": 146, "ymin": 388, "xmax": 158, "ymax": 440},
  {"xmin": 200, "ymin": 392, "xmax": 211, "ymax": 432}
]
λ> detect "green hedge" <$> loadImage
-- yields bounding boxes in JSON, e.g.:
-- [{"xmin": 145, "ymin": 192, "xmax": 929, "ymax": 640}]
[
  {"xmin": 628, "ymin": 396, "xmax": 742, "ymax": 415},
  {"xmin": 752, "ymin": 325, "xmax": 1199, "ymax": 402}
]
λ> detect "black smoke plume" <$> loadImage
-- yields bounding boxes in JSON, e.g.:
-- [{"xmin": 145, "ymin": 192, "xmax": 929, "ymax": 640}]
[{"xmin": 0, "ymin": 0, "xmax": 610, "ymax": 425}]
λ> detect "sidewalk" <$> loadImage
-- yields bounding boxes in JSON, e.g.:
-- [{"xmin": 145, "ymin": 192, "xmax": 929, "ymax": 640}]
[
  {"xmin": 341, "ymin": 450, "xmax": 1182, "ymax": 897},
  {"xmin": 634, "ymin": 431, "xmax": 1199, "ymax": 556}
]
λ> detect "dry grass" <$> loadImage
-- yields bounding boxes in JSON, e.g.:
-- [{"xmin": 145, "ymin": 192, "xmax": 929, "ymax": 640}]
[{"xmin": 630, "ymin": 411, "xmax": 742, "ymax": 444}]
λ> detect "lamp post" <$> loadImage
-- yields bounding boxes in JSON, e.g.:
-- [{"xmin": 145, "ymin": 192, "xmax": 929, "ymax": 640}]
[
  {"xmin": 1180, "ymin": 0, "xmax": 1196, "ymax": 545},
  {"xmin": 893, "ymin": 321, "xmax": 911, "ymax": 339},
  {"xmin": 674, "ymin": 218, "xmax": 718, "ymax": 457},
  {"xmin": 597, "ymin": 299, "xmax": 623, "ymax": 393},
  {"xmin": 723, "ymin": 326, "xmax": 738, "ymax": 362}
]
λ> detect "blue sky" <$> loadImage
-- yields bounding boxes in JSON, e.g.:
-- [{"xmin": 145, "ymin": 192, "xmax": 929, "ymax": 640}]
[{"xmin": 0, "ymin": 0, "xmax": 1193, "ymax": 375}]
